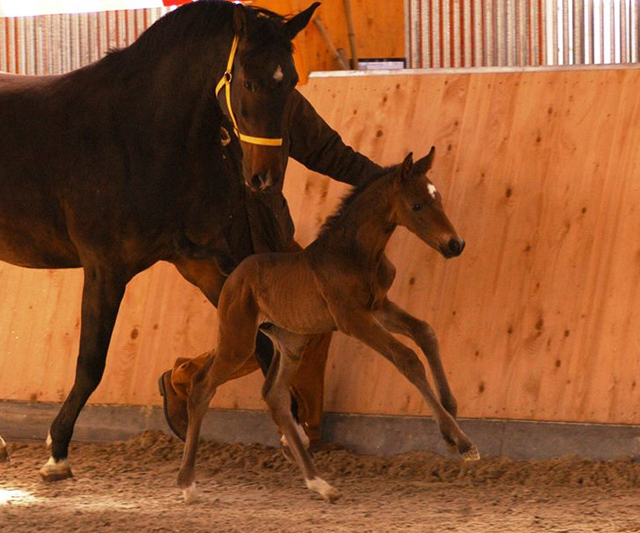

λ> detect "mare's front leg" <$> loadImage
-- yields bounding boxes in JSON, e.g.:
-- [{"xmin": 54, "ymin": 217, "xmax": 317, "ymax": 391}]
[
  {"xmin": 40, "ymin": 266, "xmax": 128, "ymax": 481},
  {"xmin": 374, "ymin": 298, "xmax": 458, "ymax": 419},
  {"xmin": 337, "ymin": 311, "xmax": 479, "ymax": 461}
]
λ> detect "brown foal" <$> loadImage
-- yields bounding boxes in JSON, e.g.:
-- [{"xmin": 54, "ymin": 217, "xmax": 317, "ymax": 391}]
[{"xmin": 178, "ymin": 148, "xmax": 480, "ymax": 503}]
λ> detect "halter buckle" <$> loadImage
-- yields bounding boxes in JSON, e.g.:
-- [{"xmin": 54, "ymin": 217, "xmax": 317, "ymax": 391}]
[{"xmin": 224, "ymin": 71, "xmax": 232, "ymax": 84}]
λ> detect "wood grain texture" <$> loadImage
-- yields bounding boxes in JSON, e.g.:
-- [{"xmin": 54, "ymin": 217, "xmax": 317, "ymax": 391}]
[
  {"xmin": 253, "ymin": 0, "xmax": 405, "ymax": 75},
  {"xmin": 1, "ymin": 68, "xmax": 640, "ymax": 425}
]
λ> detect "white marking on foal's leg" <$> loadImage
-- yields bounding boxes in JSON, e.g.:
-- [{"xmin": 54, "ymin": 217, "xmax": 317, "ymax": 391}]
[
  {"xmin": 0, "ymin": 435, "xmax": 8, "ymax": 464},
  {"xmin": 182, "ymin": 482, "xmax": 199, "ymax": 505},
  {"xmin": 280, "ymin": 421, "xmax": 310, "ymax": 450},
  {"xmin": 46, "ymin": 432, "xmax": 52, "ymax": 449},
  {"xmin": 39, "ymin": 456, "xmax": 73, "ymax": 481},
  {"xmin": 305, "ymin": 477, "xmax": 340, "ymax": 502}
]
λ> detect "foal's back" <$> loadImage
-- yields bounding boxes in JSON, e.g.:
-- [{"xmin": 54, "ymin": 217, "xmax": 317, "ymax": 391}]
[{"xmin": 219, "ymin": 250, "xmax": 338, "ymax": 336}]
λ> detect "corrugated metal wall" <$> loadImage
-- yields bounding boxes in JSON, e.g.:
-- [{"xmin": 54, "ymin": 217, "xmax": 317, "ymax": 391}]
[
  {"xmin": 0, "ymin": 8, "xmax": 170, "ymax": 75},
  {"xmin": 405, "ymin": 0, "xmax": 640, "ymax": 68}
]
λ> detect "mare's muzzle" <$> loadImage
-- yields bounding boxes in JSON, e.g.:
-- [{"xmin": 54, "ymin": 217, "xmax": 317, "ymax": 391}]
[{"xmin": 440, "ymin": 238, "xmax": 465, "ymax": 258}]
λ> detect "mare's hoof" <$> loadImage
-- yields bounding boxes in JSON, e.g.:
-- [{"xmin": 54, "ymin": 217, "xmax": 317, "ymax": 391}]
[
  {"xmin": 182, "ymin": 482, "xmax": 199, "ymax": 505},
  {"xmin": 461, "ymin": 445, "xmax": 480, "ymax": 462},
  {"xmin": 39, "ymin": 458, "xmax": 73, "ymax": 482}
]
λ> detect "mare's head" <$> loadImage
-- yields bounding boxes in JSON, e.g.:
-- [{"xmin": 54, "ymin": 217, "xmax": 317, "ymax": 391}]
[
  {"xmin": 222, "ymin": 2, "xmax": 320, "ymax": 191},
  {"xmin": 392, "ymin": 148, "xmax": 465, "ymax": 258}
]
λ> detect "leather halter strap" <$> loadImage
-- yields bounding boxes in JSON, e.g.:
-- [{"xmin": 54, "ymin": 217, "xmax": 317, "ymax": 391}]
[{"xmin": 215, "ymin": 35, "xmax": 284, "ymax": 147}]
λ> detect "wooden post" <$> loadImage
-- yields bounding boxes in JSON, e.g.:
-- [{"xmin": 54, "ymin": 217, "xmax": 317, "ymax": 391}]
[
  {"xmin": 342, "ymin": 0, "xmax": 358, "ymax": 69},
  {"xmin": 314, "ymin": 17, "xmax": 349, "ymax": 70}
]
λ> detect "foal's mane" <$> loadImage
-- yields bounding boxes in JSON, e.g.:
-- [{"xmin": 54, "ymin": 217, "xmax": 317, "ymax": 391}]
[
  {"xmin": 317, "ymin": 165, "xmax": 399, "ymax": 237},
  {"xmin": 110, "ymin": 0, "xmax": 293, "ymax": 59}
]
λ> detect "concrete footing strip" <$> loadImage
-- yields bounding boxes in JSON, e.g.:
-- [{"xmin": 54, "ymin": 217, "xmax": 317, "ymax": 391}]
[{"xmin": 1, "ymin": 401, "xmax": 639, "ymax": 460}]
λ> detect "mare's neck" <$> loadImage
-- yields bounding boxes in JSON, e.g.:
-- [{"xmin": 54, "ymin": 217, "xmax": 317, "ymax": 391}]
[{"xmin": 65, "ymin": 24, "xmax": 235, "ymax": 128}]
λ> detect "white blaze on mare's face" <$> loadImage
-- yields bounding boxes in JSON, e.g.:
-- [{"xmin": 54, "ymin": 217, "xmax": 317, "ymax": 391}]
[
  {"xmin": 273, "ymin": 65, "xmax": 283, "ymax": 82},
  {"xmin": 427, "ymin": 183, "xmax": 437, "ymax": 199}
]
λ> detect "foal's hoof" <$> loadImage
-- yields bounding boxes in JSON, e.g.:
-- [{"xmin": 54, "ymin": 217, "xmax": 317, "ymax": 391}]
[
  {"xmin": 306, "ymin": 477, "xmax": 341, "ymax": 503},
  {"xmin": 182, "ymin": 482, "xmax": 199, "ymax": 505},
  {"xmin": 461, "ymin": 445, "xmax": 480, "ymax": 462},
  {"xmin": 39, "ymin": 457, "xmax": 73, "ymax": 482},
  {"xmin": 445, "ymin": 441, "xmax": 458, "ymax": 454}
]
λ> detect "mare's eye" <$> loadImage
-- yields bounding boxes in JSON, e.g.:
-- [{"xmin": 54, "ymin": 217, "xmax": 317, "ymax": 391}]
[
  {"xmin": 243, "ymin": 80, "xmax": 257, "ymax": 91},
  {"xmin": 411, "ymin": 204, "xmax": 423, "ymax": 212}
]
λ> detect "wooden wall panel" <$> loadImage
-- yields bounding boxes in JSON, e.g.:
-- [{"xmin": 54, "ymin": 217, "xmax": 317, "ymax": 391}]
[{"xmin": 1, "ymin": 68, "xmax": 640, "ymax": 426}]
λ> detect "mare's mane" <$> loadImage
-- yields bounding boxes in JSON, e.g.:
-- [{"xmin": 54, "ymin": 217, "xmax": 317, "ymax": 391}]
[
  {"xmin": 108, "ymin": 1, "xmax": 292, "ymax": 61},
  {"xmin": 317, "ymin": 165, "xmax": 399, "ymax": 237}
]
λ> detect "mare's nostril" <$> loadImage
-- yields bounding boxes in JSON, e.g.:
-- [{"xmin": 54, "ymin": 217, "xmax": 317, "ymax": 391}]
[
  {"xmin": 448, "ymin": 238, "xmax": 465, "ymax": 256},
  {"xmin": 251, "ymin": 174, "xmax": 265, "ymax": 190}
]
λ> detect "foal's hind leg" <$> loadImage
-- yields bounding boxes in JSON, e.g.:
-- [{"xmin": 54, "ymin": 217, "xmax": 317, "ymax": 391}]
[
  {"xmin": 40, "ymin": 266, "xmax": 128, "ymax": 481},
  {"xmin": 0, "ymin": 433, "xmax": 8, "ymax": 464},
  {"xmin": 339, "ymin": 312, "xmax": 478, "ymax": 461},
  {"xmin": 177, "ymin": 324, "xmax": 259, "ymax": 503},
  {"xmin": 262, "ymin": 328, "xmax": 339, "ymax": 502}
]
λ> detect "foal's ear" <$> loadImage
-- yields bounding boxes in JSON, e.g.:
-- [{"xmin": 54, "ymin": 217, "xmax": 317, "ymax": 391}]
[
  {"xmin": 399, "ymin": 152, "xmax": 414, "ymax": 181},
  {"xmin": 233, "ymin": 3, "xmax": 247, "ymax": 36},
  {"xmin": 285, "ymin": 2, "xmax": 321, "ymax": 40},
  {"xmin": 413, "ymin": 146, "xmax": 436, "ymax": 175}
]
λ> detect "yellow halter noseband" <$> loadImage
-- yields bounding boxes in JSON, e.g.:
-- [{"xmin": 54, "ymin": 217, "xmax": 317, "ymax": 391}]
[{"xmin": 215, "ymin": 35, "xmax": 284, "ymax": 147}]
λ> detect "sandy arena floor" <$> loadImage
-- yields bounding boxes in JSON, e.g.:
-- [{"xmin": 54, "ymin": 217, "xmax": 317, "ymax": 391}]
[{"xmin": 1, "ymin": 431, "xmax": 640, "ymax": 533}]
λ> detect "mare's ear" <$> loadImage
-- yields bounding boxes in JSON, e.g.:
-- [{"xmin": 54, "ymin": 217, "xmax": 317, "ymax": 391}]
[
  {"xmin": 413, "ymin": 146, "xmax": 436, "ymax": 175},
  {"xmin": 233, "ymin": 3, "xmax": 247, "ymax": 36},
  {"xmin": 285, "ymin": 2, "xmax": 321, "ymax": 40},
  {"xmin": 399, "ymin": 152, "xmax": 414, "ymax": 182}
]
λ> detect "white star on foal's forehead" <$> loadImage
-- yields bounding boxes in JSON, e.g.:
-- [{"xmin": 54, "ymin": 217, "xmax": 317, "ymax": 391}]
[
  {"xmin": 427, "ymin": 183, "xmax": 437, "ymax": 199},
  {"xmin": 273, "ymin": 65, "xmax": 283, "ymax": 82}
]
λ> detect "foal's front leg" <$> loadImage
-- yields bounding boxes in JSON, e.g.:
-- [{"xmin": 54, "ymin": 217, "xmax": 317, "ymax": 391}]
[
  {"xmin": 338, "ymin": 312, "xmax": 479, "ymax": 461},
  {"xmin": 374, "ymin": 298, "xmax": 458, "ymax": 418}
]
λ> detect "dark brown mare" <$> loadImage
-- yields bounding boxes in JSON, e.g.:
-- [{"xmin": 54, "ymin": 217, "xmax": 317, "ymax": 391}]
[
  {"xmin": 178, "ymin": 148, "xmax": 480, "ymax": 503},
  {"xmin": 0, "ymin": 0, "xmax": 320, "ymax": 479}
]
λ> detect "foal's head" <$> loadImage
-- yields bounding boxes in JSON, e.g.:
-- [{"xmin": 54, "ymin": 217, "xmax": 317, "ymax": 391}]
[
  {"xmin": 392, "ymin": 148, "xmax": 465, "ymax": 258},
  {"xmin": 223, "ymin": 3, "xmax": 319, "ymax": 192}
]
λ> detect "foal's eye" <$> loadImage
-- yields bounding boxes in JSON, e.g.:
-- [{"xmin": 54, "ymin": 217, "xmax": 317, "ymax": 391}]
[
  {"xmin": 411, "ymin": 203, "xmax": 423, "ymax": 212},
  {"xmin": 243, "ymin": 80, "xmax": 257, "ymax": 92}
]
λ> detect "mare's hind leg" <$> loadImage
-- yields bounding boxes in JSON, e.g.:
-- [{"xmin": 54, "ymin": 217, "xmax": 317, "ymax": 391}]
[
  {"xmin": 338, "ymin": 312, "xmax": 478, "ymax": 461},
  {"xmin": 0, "ymin": 433, "xmax": 8, "ymax": 464},
  {"xmin": 40, "ymin": 266, "xmax": 128, "ymax": 481},
  {"xmin": 262, "ymin": 327, "xmax": 339, "ymax": 502}
]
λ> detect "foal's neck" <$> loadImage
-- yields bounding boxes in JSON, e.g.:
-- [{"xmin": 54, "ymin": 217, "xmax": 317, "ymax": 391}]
[{"xmin": 316, "ymin": 175, "xmax": 397, "ymax": 266}]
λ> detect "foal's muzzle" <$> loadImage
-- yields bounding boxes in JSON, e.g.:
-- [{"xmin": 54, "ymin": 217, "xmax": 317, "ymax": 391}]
[{"xmin": 440, "ymin": 238, "xmax": 465, "ymax": 258}]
